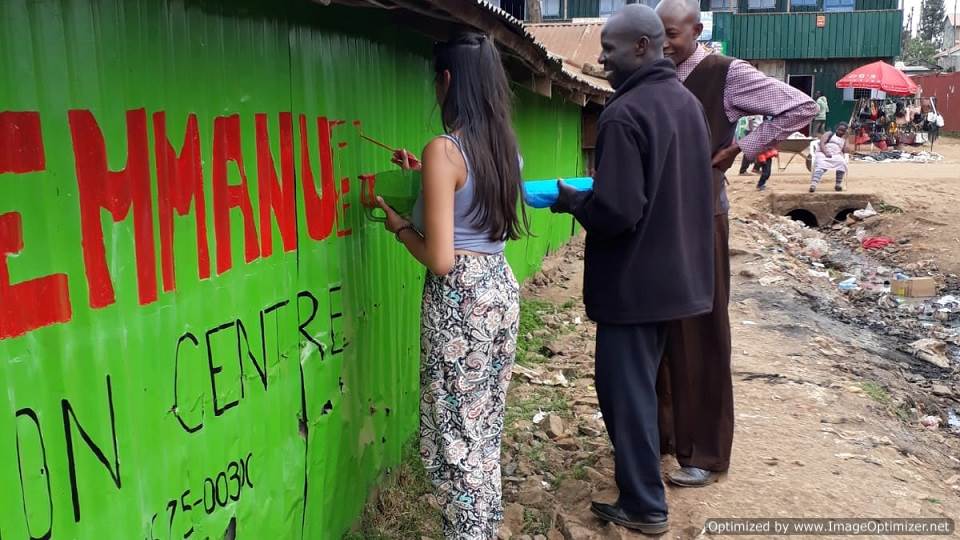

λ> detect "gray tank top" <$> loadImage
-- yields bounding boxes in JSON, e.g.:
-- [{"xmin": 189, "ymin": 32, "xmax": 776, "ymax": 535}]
[{"xmin": 411, "ymin": 134, "xmax": 507, "ymax": 254}]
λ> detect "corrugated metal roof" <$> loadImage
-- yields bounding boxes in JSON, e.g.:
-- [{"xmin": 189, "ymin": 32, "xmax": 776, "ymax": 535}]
[
  {"xmin": 326, "ymin": 0, "xmax": 613, "ymax": 97},
  {"xmin": 935, "ymin": 43, "xmax": 960, "ymax": 58},
  {"xmin": 439, "ymin": 0, "xmax": 612, "ymax": 95},
  {"xmin": 714, "ymin": 10, "xmax": 902, "ymax": 60},
  {"xmin": 526, "ymin": 22, "xmax": 611, "ymax": 91},
  {"xmin": 461, "ymin": 0, "xmax": 610, "ymax": 91}
]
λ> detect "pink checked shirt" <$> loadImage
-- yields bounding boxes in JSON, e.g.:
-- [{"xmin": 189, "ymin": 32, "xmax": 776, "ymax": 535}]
[{"xmin": 676, "ymin": 45, "xmax": 819, "ymax": 160}]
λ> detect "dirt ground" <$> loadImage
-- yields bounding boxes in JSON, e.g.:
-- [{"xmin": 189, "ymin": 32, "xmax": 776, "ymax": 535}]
[
  {"xmin": 733, "ymin": 137, "xmax": 960, "ymax": 275},
  {"xmin": 491, "ymin": 137, "xmax": 960, "ymax": 540}
]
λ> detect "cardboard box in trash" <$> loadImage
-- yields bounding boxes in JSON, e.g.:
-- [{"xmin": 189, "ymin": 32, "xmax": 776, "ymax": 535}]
[{"xmin": 891, "ymin": 277, "xmax": 937, "ymax": 298}]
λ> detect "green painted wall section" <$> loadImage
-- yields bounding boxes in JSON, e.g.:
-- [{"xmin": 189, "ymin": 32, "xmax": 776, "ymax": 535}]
[
  {"xmin": 0, "ymin": 1, "xmax": 581, "ymax": 539},
  {"xmin": 713, "ymin": 10, "xmax": 902, "ymax": 59}
]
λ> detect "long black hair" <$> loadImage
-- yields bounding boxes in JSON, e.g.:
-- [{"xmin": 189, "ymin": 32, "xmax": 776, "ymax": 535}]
[{"xmin": 434, "ymin": 32, "xmax": 528, "ymax": 241}]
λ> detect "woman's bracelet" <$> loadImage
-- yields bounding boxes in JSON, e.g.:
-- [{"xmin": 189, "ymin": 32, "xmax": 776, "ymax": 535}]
[{"xmin": 395, "ymin": 223, "xmax": 417, "ymax": 242}]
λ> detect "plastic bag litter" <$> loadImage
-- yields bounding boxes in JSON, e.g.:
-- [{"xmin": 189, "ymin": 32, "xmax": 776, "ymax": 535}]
[
  {"xmin": 853, "ymin": 202, "xmax": 878, "ymax": 220},
  {"xmin": 861, "ymin": 236, "xmax": 894, "ymax": 250},
  {"xmin": 802, "ymin": 238, "xmax": 830, "ymax": 259},
  {"xmin": 838, "ymin": 277, "xmax": 859, "ymax": 291},
  {"xmin": 935, "ymin": 295, "xmax": 959, "ymax": 308}
]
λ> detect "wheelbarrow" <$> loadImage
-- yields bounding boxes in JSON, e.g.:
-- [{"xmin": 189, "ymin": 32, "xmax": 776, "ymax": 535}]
[{"xmin": 775, "ymin": 137, "xmax": 816, "ymax": 172}]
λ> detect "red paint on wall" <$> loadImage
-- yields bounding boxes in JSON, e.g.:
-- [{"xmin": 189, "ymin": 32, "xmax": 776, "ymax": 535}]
[
  {"xmin": 154, "ymin": 112, "xmax": 211, "ymax": 292},
  {"xmin": 2, "ymin": 109, "xmax": 363, "ymax": 340},
  {"xmin": 212, "ymin": 115, "xmax": 260, "ymax": 274},
  {"xmin": 70, "ymin": 109, "xmax": 158, "ymax": 308},
  {"xmin": 300, "ymin": 115, "xmax": 339, "ymax": 241},
  {"xmin": 0, "ymin": 212, "xmax": 72, "ymax": 339},
  {"xmin": 0, "ymin": 111, "xmax": 45, "ymax": 174},
  {"xmin": 255, "ymin": 113, "xmax": 298, "ymax": 257}
]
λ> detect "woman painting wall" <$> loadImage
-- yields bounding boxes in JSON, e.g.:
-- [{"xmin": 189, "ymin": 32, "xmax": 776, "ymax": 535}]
[{"xmin": 375, "ymin": 32, "xmax": 526, "ymax": 540}]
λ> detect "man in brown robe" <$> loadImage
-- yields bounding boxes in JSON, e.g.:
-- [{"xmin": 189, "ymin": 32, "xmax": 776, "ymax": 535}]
[{"xmin": 654, "ymin": 0, "xmax": 818, "ymax": 487}]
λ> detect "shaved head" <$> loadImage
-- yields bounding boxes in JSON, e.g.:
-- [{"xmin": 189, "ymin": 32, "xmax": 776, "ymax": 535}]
[
  {"xmin": 655, "ymin": 0, "xmax": 703, "ymax": 66},
  {"xmin": 655, "ymin": 0, "xmax": 700, "ymax": 24},
  {"xmin": 598, "ymin": 4, "xmax": 665, "ymax": 88},
  {"xmin": 606, "ymin": 4, "xmax": 666, "ymax": 51}
]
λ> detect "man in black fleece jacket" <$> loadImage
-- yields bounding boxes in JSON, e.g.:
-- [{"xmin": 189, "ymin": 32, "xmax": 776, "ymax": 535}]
[{"xmin": 550, "ymin": 4, "xmax": 714, "ymax": 535}]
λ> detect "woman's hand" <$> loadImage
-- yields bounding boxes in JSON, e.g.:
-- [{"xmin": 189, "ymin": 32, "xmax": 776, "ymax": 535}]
[
  {"xmin": 391, "ymin": 149, "xmax": 422, "ymax": 171},
  {"xmin": 376, "ymin": 196, "xmax": 410, "ymax": 234}
]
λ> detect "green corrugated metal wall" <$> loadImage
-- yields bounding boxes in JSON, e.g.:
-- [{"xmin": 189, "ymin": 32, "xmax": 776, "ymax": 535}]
[
  {"xmin": 786, "ymin": 58, "xmax": 887, "ymax": 127},
  {"xmin": 713, "ymin": 10, "xmax": 902, "ymax": 59},
  {"xmin": 0, "ymin": 0, "xmax": 581, "ymax": 538}
]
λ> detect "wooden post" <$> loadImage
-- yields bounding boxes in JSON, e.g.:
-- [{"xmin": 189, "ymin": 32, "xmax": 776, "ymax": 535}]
[
  {"xmin": 531, "ymin": 74, "xmax": 552, "ymax": 97},
  {"xmin": 526, "ymin": 0, "xmax": 542, "ymax": 22}
]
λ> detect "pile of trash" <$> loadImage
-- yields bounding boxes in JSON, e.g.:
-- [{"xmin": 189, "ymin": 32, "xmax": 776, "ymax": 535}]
[
  {"xmin": 852, "ymin": 151, "xmax": 943, "ymax": 163},
  {"xmin": 741, "ymin": 212, "xmax": 960, "ymax": 370},
  {"xmin": 739, "ymin": 210, "xmax": 960, "ymax": 435}
]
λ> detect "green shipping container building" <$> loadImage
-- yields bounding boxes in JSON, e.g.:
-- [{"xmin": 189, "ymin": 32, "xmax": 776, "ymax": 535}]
[
  {"xmin": 499, "ymin": 0, "xmax": 903, "ymax": 129},
  {"xmin": 712, "ymin": 11, "xmax": 902, "ymax": 60},
  {"xmin": 711, "ymin": 5, "xmax": 903, "ymax": 128},
  {"xmin": 0, "ymin": 1, "xmax": 604, "ymax": 538}
]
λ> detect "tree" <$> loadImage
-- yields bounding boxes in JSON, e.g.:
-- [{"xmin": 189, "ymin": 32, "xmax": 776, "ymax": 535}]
[
  {"xmin": 918, "ymin": 0, "xmax": 946, "ymax": 47},
  {"xmin": 902, "ymin": 37, "xmax": 939, "ymax": 64}
]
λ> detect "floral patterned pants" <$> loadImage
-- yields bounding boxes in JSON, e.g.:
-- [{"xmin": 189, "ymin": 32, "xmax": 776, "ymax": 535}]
[{"xmin": 419, "ymin": 253, "xmax": 520, "ymax": 540}]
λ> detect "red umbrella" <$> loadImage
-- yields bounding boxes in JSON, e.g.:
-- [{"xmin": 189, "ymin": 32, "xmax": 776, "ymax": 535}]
[{"xmin": 835, "ymin": 61, "xmax": 918, "ymax": 96}]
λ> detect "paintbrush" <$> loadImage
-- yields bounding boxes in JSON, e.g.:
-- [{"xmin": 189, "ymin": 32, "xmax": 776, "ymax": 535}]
[
  {"xmin": 359, "ymin": 133, "xmax": 396, "ymax": 153},
  {"xmin": 353, "ymin": 121, "xmax": 421, "ymax": 169},
  {"xmin": 353, "ymin": 121, "xmax": 396, "ymax": 153}
]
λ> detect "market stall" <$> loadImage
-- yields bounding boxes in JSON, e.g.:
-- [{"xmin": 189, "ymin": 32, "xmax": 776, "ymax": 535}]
[{"xmin": 836, "ymin": 61, "xmax": 944, "ymax": 156}]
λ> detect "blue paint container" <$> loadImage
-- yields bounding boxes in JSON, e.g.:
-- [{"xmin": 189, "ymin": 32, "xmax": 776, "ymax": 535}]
[{"xmin": 522, "ymin": 178, "xmax": 594, "ymax": 209}]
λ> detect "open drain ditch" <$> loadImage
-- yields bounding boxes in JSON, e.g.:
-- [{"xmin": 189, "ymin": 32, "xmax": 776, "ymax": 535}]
[
  {"xmin": 770, "ymin": 192, "xmax": 880, "ymax": 229},
  {"xmin": 744, "ymin": 212, "xmax": 960, "ymax": 435}
]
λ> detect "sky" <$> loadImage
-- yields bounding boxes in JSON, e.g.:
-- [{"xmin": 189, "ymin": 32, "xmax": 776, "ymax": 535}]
[{"xmin": 904, "ymin": 0, "xmax": 960, "ymax": 36}]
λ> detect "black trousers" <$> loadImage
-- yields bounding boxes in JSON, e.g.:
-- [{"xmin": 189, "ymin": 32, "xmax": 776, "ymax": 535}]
[
  {"xmin": 738, "ymin": 155, "xmax": 759, "ymax": 174},
  {"xmin": 757, "ymin": 159, "xmax": 772, "ymax": 188},
  {"xmin": 595, "ymin": 322, "xmax": 668, "ymax": 516}
]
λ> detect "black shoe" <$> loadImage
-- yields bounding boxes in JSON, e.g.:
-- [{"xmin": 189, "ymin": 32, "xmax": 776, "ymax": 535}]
[
  {"xmin": 667, "ymin": 466, "xmax": 721, "ymax": 487},
  {"xmin": 590, "ymin": 502, "xmax": 669, "ymax": 535},
  {"xmin": 835, "ymin": 184, "xmax": 843, "ymax": 192},
  {"xmin": 809, "ymin": 185, "xmax": 816, "ymax": 193}
]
